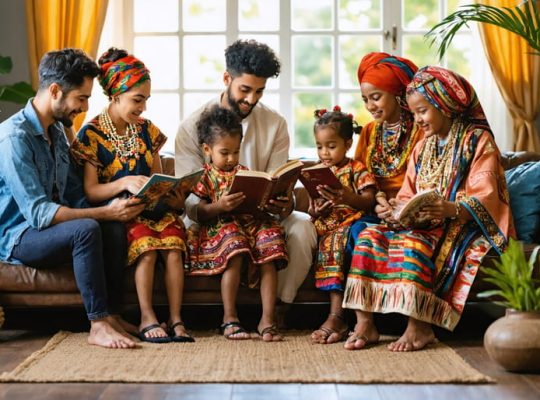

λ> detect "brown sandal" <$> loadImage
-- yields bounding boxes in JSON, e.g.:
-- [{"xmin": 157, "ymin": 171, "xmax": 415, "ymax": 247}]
[{"xmin": 257, "ymin": 324, "xmax": 283, "ymax": 342}]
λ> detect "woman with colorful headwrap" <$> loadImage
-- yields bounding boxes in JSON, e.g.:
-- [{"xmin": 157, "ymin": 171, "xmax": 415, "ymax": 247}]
[
  {"xmin": 71, "ymin": 48, "xmax": 194, "ymax": 344},
  {"xmin": 342, "ymin": 66, "xmax": 514, "ymax": 352}
]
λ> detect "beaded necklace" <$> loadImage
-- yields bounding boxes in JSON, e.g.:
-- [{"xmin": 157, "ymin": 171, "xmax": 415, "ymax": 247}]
[
  {"xmin": 98, "ymin": 108, "xmax": 140, "ymax": 163},
  {"xmin": 417, "ymin": 123, "xmax": 459, "ymax": 192},
  {"xmin": 367, "ymin": 114, "xmax": 417, "ymax": 178}
]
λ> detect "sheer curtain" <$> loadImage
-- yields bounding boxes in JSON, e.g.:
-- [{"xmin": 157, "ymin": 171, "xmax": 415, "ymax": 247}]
[{"xmin": 25, "ymin": 0, "xmax": 109, "ymax": 132}]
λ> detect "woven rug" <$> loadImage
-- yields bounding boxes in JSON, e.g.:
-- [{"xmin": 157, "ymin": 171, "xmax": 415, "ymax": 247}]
[{"xmin": 0, "ymin": 331, "xmax": 493, "ymax": 383}]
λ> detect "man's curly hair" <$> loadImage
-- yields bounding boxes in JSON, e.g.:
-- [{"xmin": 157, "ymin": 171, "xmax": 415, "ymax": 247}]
[
  {"xmin": 196, "ymin": 105, "xmax": 243, "ymax": 146},
  {"xmin": 225, "ymin": 39, "xmax": 281, "ymax": 79}
]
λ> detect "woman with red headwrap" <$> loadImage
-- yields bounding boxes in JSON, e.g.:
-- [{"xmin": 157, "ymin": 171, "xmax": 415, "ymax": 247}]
[
  {"xmin": 342, "ymin": 66, "xmax": 514, "ymax": 352},
  {"xmin": 72, "ymin": 48, "xmax": 194, "ymax": 344},
  {"xmin": 311, "ymin": 53, "xmax": 423, "ymax": 345}
]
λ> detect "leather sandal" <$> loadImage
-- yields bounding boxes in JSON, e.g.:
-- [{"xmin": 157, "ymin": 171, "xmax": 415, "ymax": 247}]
[
  {"xmin": 220, "ymin": 321, "xmax": 249, "ymax": 340},
  {"xmin": 169, "ymin": 321, "xmax": 195, "ymax": 343}
]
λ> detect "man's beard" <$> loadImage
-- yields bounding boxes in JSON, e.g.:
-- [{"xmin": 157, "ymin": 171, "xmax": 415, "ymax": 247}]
[
  {"xmin": 53, "ymin": 96, "xmax": 77, "ymax": 127},
  {"xmin": 226, "ymin": 86, "xmax": 256, "ymax": 119},
  {"xmin": 54, "ymin": 114, "xmax": 74, "ymax": 127}
]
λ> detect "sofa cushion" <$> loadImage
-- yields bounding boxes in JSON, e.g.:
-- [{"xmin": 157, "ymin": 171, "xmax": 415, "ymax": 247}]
[{"xmin": 505, "ymin": 161, "xmax": 540, "ymax": 243}]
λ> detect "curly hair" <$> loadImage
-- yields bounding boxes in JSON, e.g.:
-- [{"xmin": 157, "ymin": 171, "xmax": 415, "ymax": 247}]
[
  {"xmin": 98, "ymin": 47, "xmax": 128, "ymax": 66},
  {"xmin": 313, "ymin": 107, "xmax": 362, "ymax": 141},
  {"xmin": 196, "ymin": 105, "xmax": 243, "ymax": 146},
  {"xmin": 38, "ymin": 48, "xmax": 100, "ymax": 92},
  {"xmin": 225, "ymin": 39, "xmax": 281, "ymax": 79}
]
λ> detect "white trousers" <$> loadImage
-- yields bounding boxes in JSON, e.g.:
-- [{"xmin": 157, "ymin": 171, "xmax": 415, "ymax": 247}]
[{"xmin": 277, "ymin": 211, "xmax": 318, "ymax": 303}]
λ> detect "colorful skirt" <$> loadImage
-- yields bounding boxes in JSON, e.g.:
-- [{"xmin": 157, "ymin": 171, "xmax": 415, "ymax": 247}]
[
  {"xmin": 187, "ymin": 215, "xmax": 288, "ymax": 277},
  {"xmin": 127, "ymin": 211, "xmax": 187, "ymax": 265},
  {"xmin": 342, "ymin": 224, "xmax": 489, "ymax": 330}
]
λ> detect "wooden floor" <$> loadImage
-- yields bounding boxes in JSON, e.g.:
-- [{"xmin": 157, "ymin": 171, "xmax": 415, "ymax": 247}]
[{"xmin": 1, "ymin": 305, "xmax": 539, "ymax": 400}]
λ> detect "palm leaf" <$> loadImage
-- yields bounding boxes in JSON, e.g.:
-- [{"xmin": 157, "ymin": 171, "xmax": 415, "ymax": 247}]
[{"xmin": 426, "ymin": 1, "xmax": 540, "ymax": 59}]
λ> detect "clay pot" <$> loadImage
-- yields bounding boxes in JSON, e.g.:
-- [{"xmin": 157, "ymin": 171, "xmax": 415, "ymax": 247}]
[{"xmin": 484, "ymin": 309, "xmax": 540, "ymax": 373}]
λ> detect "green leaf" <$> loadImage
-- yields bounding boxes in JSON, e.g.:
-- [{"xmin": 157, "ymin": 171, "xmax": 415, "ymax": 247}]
[
  {"xmin": 0, "ymin": 56, "xmax": 13, "ymax": 75},
  {"xmin": 0, "ymin": 82, "xmax": 35, "ymax": 104}
]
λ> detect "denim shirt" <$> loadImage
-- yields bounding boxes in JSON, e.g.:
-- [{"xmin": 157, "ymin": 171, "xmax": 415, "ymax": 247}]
[{"xmin": 0, "ymin": 100, "xmax": 88, "ymax": 263}]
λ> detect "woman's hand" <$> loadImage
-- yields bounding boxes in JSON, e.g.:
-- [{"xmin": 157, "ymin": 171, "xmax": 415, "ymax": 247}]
[
  {"xmin": 122, "ymin": 175, "xmax": 149, "ymax": 194},
  {"xmin": 418, "ymin": 198, "xmax": 457, "ymax": 220}
]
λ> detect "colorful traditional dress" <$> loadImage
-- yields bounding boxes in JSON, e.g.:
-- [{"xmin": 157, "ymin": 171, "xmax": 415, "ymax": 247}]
[
  {"xmin": 71, "ymin": 111, "xmax": 187, "ymax": 265},
  {"xmin": 187, "ymin": 163, "xmax": 287, "ymax": 279},
  {"xmin": 314, "ymin": 159, "xmax": 377, "ymax": 291},
  {"xmin": 343, "ymin": 67, "xmax": 515, "ymax": 330}
]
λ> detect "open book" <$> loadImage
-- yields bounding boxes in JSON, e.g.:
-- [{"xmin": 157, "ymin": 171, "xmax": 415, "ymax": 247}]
[
  {"xmin": 228, "ymin": 159, "xmax": 304, "ymax": 214},
  {"xmin": 135, "ymin": 169, "xmax": 204, "ymax": 210},
  {"xmin": 393, "ymin": 189, "xmax": 442, "ymax": 228},
  {"xmin": 298, "ymin": 164, "xmax": 343, "ymax": 199}
]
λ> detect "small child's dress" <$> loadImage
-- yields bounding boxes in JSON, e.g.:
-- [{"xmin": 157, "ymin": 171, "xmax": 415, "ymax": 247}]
[
  {"xmin": 72, "ymin": 111, "xmax": 187, "ymax": 265},
  {"xmin": 187, "ymin": 163, "xmax": 288, "ymax": 279},
  {"xmin": 314, "ymin": 158, "xmax": 376, "ymax": 291}
]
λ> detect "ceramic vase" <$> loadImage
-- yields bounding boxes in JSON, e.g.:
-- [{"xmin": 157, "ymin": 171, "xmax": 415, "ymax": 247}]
[{"xmin": 484, "ymin": 309, "xmax": 540, "ymax": 373}]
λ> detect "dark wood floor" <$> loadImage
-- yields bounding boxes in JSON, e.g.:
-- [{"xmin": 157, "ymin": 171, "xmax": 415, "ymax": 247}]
[{"xmin": 1, "ymin": 305, "xmax": 539, "ymax": 400}]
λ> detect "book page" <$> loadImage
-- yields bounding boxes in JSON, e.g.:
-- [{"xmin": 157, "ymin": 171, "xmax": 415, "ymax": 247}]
[{"xmin": 395, "ymin": 189, "xmax": 441, "ymax": 228}]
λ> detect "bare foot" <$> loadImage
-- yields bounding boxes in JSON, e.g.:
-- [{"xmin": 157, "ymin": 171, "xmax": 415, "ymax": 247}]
[
  {"xmin": 257, "ymin": 323, "xmax": 283, "ymax": 342},
  {"xmin": 88, "ymin": 319, "xmax": 137, "ymax": 349},
  {"xmin": 221, "ymin": 321, "xmax": 250, "ymax": 340},
  {"xmin": 343, "ymin": 319, "xmax": 379, "ymax": 350},
  {"xmin": 311, "ymin": 313, "xmax": 348, "ymax": 344},
  {"xmin": 111, "ymin": 315, "xmax": 139, "ymax": 337},
  {"xmin": 387, "ymin": 319, "xmax": 436, "ymax": 352}
]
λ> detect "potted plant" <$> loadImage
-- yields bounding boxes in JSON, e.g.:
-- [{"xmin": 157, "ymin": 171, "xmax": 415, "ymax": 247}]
[
  {"xmin": 478, "ymin": 238, "xmax": 540, "ymax": 372},
  {"xmin": 0, "ymin": 55, "xmax": 35, "ymax": 104},
  {"xmin": 426, "ymin": 0, "xmax": 540, "ymax": 59}
]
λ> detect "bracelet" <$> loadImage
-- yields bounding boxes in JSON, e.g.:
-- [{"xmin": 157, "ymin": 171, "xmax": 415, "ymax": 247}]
[{"xmin": 451, "ymin": 202, "xmax": 461, "ymax": 220}]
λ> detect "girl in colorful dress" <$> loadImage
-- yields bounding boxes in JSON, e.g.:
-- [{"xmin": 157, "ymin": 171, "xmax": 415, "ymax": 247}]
[
  {"xmin": 309, "ymin": 107, "xmax": 377, "ymax": 344},
  {"xmin": 72, "ymin": 48, "xmax": 193, "ymax": 344},
  {"xmin": 188, "ymin": 105, "xmax": 288, "ymax": 342},
  {"xmin": 343, "ymin": 66, "xmax": 515, "ymax": 352}
]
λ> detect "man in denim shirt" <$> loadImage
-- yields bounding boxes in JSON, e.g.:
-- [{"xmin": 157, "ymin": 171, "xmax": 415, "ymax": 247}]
[{"xmin": 0, "ymin": 49, "xmax": 145, "ymax": 349}]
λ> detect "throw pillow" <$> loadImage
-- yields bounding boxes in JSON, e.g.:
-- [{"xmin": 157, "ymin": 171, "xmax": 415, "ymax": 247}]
[{"xmin": 504, "ymin": 161, "xmax": 540, "ymax": 243}]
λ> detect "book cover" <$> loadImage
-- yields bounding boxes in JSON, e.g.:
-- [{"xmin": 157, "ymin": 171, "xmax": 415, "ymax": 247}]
[
  {"xmin": 298, "ymin": 164, "xmax": 343, "ymax": 199},
  {"xmin": 135, "ymin": 169, "xmax": 203, "ymax": 210},
  {"xmin": 229, "ymin": 160, "xmax": 304, "ymax": 214},
  {"xmin": 393, "ymin": 189, "xmax": 442, "ymax": 228}
]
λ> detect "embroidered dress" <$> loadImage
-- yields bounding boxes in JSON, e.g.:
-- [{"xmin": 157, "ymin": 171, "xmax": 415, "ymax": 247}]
[
  {"xmin": 343, "ymin": 67, "xmax": 514, "ymax": 330},
  {"xmin": 314, "ymin": 159, "xmax": 377, "ymax": 291},
  {"xmin": 71, "ymin": 111, "xmax": 187, "ymax": 265},
  {"xmin": 187, "ymin": 163, "xmax": 287, "ymax": 279}
]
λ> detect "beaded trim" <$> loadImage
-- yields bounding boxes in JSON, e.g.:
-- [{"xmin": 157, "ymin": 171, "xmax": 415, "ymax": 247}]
[{"xmin": 98, "ymin": 108, "xmax": 141, "ymax": 163}]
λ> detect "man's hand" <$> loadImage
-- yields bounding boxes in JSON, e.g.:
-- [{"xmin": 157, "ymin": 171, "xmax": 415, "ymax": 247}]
[
  {"xmin": 308, "ymin": 197, "xmax": 332, "ymax": 218},
  {"xmin": 106, "ymin": 197, "xmax": 145, "ymax": 222},
  {"xmin": 266, "ymin": 195, "xmax": 293, "ymax": 218},
  {"xmin": 163, "ymin": 187, "xmax": 185, "ymax": 211}
]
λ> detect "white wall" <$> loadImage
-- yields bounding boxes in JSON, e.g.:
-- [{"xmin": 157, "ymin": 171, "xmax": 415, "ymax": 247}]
[{"xmin": 0, "ymin": 0, "xmax": 31, "ymax": 122}]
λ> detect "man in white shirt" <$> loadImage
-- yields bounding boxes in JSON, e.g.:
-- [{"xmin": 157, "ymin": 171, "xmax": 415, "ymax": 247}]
[{"xmin": 175, "ymin": 39, "xmax": 317, "ymax": 317}]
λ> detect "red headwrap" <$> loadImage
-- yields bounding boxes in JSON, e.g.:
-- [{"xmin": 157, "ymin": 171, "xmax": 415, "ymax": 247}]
[{"xmin": 357, "ymin": 52, "xmax": 418, "ymax": 95}]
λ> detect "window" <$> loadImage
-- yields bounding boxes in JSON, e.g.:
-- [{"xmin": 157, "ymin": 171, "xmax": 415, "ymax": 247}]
[{"xmin": 90, "ymin": 0, "xmax": 482, "ymax": 156}]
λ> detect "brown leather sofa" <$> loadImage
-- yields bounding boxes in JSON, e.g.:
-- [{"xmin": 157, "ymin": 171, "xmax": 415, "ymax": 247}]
[{"xmin": 1, "ymin": 152, "xmax": 539, "ymax": 310}]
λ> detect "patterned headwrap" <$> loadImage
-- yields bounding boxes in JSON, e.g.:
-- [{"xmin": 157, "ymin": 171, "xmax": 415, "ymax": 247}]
[
  {"xmin": 99, "ymin": 55, "xmax": 150, "ymax": 97},
  {"xmin": 406, "ymin": 66, "xmax": 491, "ymax": 134},
  {"xmin": 357, "ymin": 52, "xmax": 418, "ymax": 96}
]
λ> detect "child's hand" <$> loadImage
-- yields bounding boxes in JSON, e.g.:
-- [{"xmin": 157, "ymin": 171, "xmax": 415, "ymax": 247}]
[
  {"xmin": 317, "ymin": 185, "xmax": 348, "ymax": 205},
  {"xmin": 122, "ymin": 175, "xmax": 149, "ymax": 194},
  {"xmin": 308, "ymin": 197, "xmax": 332, "ymax": 217},
  {"xmin": 163, "ymin": 187, "xmax": 185, "ymax": 211},
  {"xmin": 217, "ymin": 191, "xmax": 246, "ymax": 212}
]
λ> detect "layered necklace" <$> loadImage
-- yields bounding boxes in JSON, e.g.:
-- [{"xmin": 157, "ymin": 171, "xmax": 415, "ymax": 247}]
[
  {"xmin": 99, "ymin": 109, "xmax": 140, "ymax": 163},
  {"xmin": 417, "ymin": 123, "xmax": 459, "ymax": 192},
  {"xmin": 368, "ymin": 115, "xmax": 416, "ymax": 178}
]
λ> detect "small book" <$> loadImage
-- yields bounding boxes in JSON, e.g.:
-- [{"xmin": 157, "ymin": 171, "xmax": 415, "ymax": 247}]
[
  {"xmin": 135, "ymin": 169, "xmax": 204, "ymax": 210},
  {"xmin": 298, "ymin": 164, "xmax": 343, "ymax": 199},
  {"xmin": 393, "ymin": 189, "xmax": 442, "ymax": 228},
  {"xmin": 229, "ymin": 159, "xmax": 304, "ymax": 214}
]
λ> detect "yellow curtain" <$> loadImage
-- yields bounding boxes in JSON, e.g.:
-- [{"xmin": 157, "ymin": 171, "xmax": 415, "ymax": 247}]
[
  {"xmin": 25, "ymin": 0, "xmax": 109, "ymax": 131},
  {"xmin": 477, "ymin": 0, "xmax": 540, "ymax": 152}
]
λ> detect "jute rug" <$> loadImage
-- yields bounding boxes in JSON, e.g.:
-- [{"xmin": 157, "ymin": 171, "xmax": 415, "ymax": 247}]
[{"xmin": 0, "ymin": 331, "xmax": 493, "ymax": 383}]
